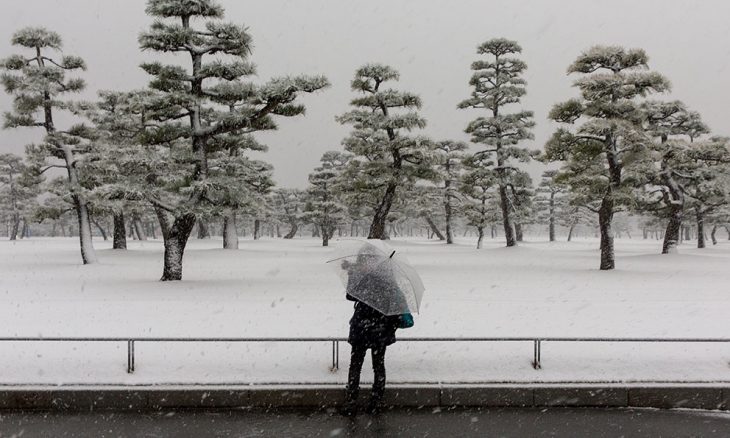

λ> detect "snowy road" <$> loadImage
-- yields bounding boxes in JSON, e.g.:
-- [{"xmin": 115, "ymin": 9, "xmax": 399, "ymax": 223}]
[{"xmin": 0, "ymin": 407, "xmax": 728, "ymax": 437}]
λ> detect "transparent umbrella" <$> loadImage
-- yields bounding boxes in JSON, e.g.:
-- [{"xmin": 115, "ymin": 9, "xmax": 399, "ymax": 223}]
[{"xmin": 327, "ymin": 240, "xmax": 425, "ymax": 315}]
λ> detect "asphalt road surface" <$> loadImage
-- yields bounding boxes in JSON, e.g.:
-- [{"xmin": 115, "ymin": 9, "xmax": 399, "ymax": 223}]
[{"xmin": 0, "ymin": 407, "xmax": 728, "ymax": 437}]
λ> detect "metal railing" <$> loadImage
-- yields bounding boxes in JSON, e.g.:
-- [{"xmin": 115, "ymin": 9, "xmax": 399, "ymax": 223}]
[{"xmin": 1, "ymin": 336, "xmax": 729, "ymax": 374}]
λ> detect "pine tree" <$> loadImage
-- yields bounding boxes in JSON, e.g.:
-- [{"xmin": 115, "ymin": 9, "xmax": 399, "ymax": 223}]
[
  {"xmin": 641, "ymin": 100, "xmax": 709, "ymax": 253},
  {"xmin": 535, "ymin": 170, "xmax": 566, "ymax": 242},
  {"xmin": 1, "ymin": 27, "xmax": 98, "ymax": 263},
  {"xmin": 303, "ymin": 151, "xmax": 350, "ymax": 246},
  {"xmin": 432, "ymin": 140, "xmax": 468, "ymax": 244},
  {"xmin": 545, "ymin": 46, "xmax": 670, "ymax": 269},
  {"xmin": 509, "ymin": 170, "xmax": 534, "ymax": 241},
  {"xmin": 337, "ymin": 64, "xmax": 433, "ymax": 239},
  {"xmin": 458, "ymin": 38, "xmax": 535, "ymax": 247},
  {"xmin": 0, "ymin": 153, "xmax": 39, "ymax": 240},
  {"xmin": 460, "ymin": 155, "xmax": 500, "ymax": 248},
  {"xmin": 273, "ymin": 189, "xmax": 305, "ymax": 239},
  {"xmin": 138, "ymin": 0, "xmax": 328, "ymax": 280},
  {"xmin": 680, "ymin": 137, "xmax": 730, "ymax": 248}
]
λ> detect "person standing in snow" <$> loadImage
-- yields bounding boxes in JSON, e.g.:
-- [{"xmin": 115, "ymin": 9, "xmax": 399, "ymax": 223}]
[{"xmin": 341, "ymin": 255, "xmax": 403, "ymax": 416}]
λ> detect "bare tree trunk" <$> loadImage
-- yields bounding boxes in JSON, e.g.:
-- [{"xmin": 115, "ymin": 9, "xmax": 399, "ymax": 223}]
[
  {"xmin": 9, "ymin": 213, "xmax": 20, "ymax": 241},
  {"xmin": 476, "ymin": 226, "xmax": 484, "ymax": 249},
  {"xmin": 73, "ymin": 195, "xmax": 98, "ymax": 264},
  {"xmin": 444, "ymin": 182, "xmax": 454, "ymax": 244},
  {"xmin": 284, "ymin": 222, "xmax": 298, "ymax": 239},
  {"xmin": 148, "ymin": 222, "xmax": 157, "ymax": 239},
  {"xmin": 696, "ymin": 210, "xmax": 706, "ymax": 249},
  {"xmin": 515, "ymin": 223, "xmax": 524, "ymax": 242},
  {"xmin": 19, "ymin": 219, "xmax": 28, "ymax": 239},
  {"xmin": 662, "ymin": 209, "xmax": 682, "ymax": 254},
  {"xmin": 51, "ymin": 221, "xmax": 58, "ymax": 237},
  {"xmin": 498, "ymin": 184, "xmax": 516, "ymax": 247},
  {"xmin": 197, "ymin": 220, "xmax": 210, "ymax": 239},
  {"xmin": 369, "ymin": 182, "xmax": 397, "ymax": 239},
  {"xmin": 133, "ymin": 215, "xmax": 147, "ymax": 241},
  {"xmin": 548, "ymin": 194, "xmax": 555, "ymax": 242},
  {"xmin": 91, "ymin": 217, "xmax": 108, "ymax": 241},
  {"xmin": 598, "ymin": 196, "xmax": 615, "ymax": 270},
  {"xmin": 312, "ymin": 225, "xmax": 320, "ymax": 238},
  {"xmin": 322, "ymin": 223, "xmax": 333, "ymax": 247},
  {"xmin": 711, "ymin": 225, "xmax": 718, "ymax": 245},
  {"xmin": 222, "ymin": 211, "xmax": 239, "ymax": 249},
  {"xmin": 567, "ymin": 222, "xmax": 576, "ymax": 242},
  {"xmin": 156, "ymin": 210, "xmax": 196, "ymax": 281},
  {"xmin": 253, "ymin": 219, "xmax": 260, "ymax": 240},
  {"xmin": 424, "ymin": 215, "xmax": 445, "ymax": 240},
  {"xmin": 113, "ymin": 212, "xmax": 127, "ymax": 249}
]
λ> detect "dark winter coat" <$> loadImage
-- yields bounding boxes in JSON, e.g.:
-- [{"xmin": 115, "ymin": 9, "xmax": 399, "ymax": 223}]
[{"xmin": 347, "ymin": 293, "xmax": 399, "ymax": 348}]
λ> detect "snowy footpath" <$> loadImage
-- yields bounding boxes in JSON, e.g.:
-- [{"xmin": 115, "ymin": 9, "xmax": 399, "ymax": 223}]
[{"xmin": 0, "ymin": 237, "xmax": 729, "ymax": 387}]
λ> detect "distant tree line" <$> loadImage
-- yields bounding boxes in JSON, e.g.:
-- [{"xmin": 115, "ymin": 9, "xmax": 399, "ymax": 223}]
[{"xmin": 1, "ymin": 0, "xmax": 729, "ymax": 278}]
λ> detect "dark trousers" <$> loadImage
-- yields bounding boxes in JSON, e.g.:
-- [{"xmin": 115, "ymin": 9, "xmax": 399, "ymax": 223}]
[{"xmin": 346, "ymin": 344, "xmax": 386, "ymax": 405}]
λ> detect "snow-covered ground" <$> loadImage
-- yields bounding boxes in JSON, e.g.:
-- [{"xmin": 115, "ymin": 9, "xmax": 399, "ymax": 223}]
[{"xmin": 1, "ymin": 236, "xmax": 729, "ymax": 386}]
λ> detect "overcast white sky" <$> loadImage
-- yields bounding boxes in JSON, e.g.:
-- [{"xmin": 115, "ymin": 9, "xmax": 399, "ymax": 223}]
[{"xmin": 1, "ymin": 0, "xmax": 729, "ymax": 187}]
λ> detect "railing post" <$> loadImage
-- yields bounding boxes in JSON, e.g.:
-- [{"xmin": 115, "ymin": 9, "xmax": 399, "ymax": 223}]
[
  {"xmin": 127, "ymin": 340, "xmax": 135, "ymax": 374},
  {"xmin": 532, "ymin": 339, "xmax": 541, "ymax": 370},
  {"xmin": 330, "ymin": 340, "xmax": 340, "ymax": 371}
]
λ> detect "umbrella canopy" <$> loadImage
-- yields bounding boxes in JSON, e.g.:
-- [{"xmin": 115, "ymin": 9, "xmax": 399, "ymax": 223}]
[{"xmin": 327, "ymin": 240, "xmax": 425, "ymax": 315}]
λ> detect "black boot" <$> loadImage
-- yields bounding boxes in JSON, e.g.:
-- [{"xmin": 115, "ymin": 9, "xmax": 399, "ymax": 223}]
[
  {"xmin": 340, "ymin": 399, "xmax": 357, "ymax": 417},
  {"xmin": 365, "ymin": 398, "xmax": 384, "ymax": 415}
]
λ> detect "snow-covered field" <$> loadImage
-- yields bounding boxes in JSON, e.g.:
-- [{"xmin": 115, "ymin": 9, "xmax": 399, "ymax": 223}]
[{"xmin": 1, "ymin": 236, "xmax": 729, "ymax": 386}]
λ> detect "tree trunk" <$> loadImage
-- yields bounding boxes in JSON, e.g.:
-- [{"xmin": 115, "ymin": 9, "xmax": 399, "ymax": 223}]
[
  {"xmin": 9, "ymin": 213, "xmax": 20, "ymax": 241},
  {"xmin": 19, "ymin": 219, "xmax": 28, "ymax": 239},
  {"xmin": 711, "ymin": 225, "xmax": 717, "ymax": 245},
  {"xmin": 113, "ymin": 212, "xmax": 127, "ymax": 249},
  {"xmin": 598, "ymin": 196, "xmax": 615, "ymax": 270},
  {"xmin": 662, "ymin": 211, "xmax": 682, "ymax": 254},
  {"xmin": 444, "ymin": 183, "xmax": 454, "ymax": 244},
  {"xmin": 498, "ymin": 184, "xmax": 516, "ymax": 247},
  {"xmin": 91, "ymin": 217, "xmax": 108, "ymax": 241},
  {"xmin": 312, "ymin": 225, "xmax": 320, "ymax": 238},
  {"xmin": 284, "ymin": 222, "xmax": 298, "ymax": 239},
  {"xmin": 73, "ymin": 195, "xmax": 98, "ymax": 264},
  {"xmin": 476, "ymin": 226, "xmax": 484, "ymax": 249},
  {"xmin": 157, "ymin": 211, "xmax": 196, "ymax": 281},
  {"xmin": 369, "ymin": 182, "xmax": 397, "ymax": 239},
  {"xmin": 133, "ymin": 215, "xmax": 147, "ymax": 241},
  {"xmin": 548, "ymin": 194, "xmax": 555, "ymax": 242},
  {"xmin": 222, "ymin": 211, "xmax": 239, "ymax": 249},
  {"xmin": 322, "ymin": 223, "xmax": 331, "ymax": 247},
  {"xmin": 424, "ymin": 215, "xmax": 445, "ymax": 241},
  {"xmin": 197, "ymin": 220, "xmax": 210, "ymax": 239},
  {"xmin": 253, "ymin": 219, "xmax": 260, "ymax": 240},
  {"xmin": 51, "ymin": 221, "xmax": 58, "ymax": 237},
  {"xmin": 696, "ymin": 210, "xmax": 705, "ymax": 249},
  {"xmin": 567, "ymin": 222, "xmax": 575, "ymax": 242},
  {"xmin": 515, "ymin": 223, "xmax": 524, "ymax": 242}
]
